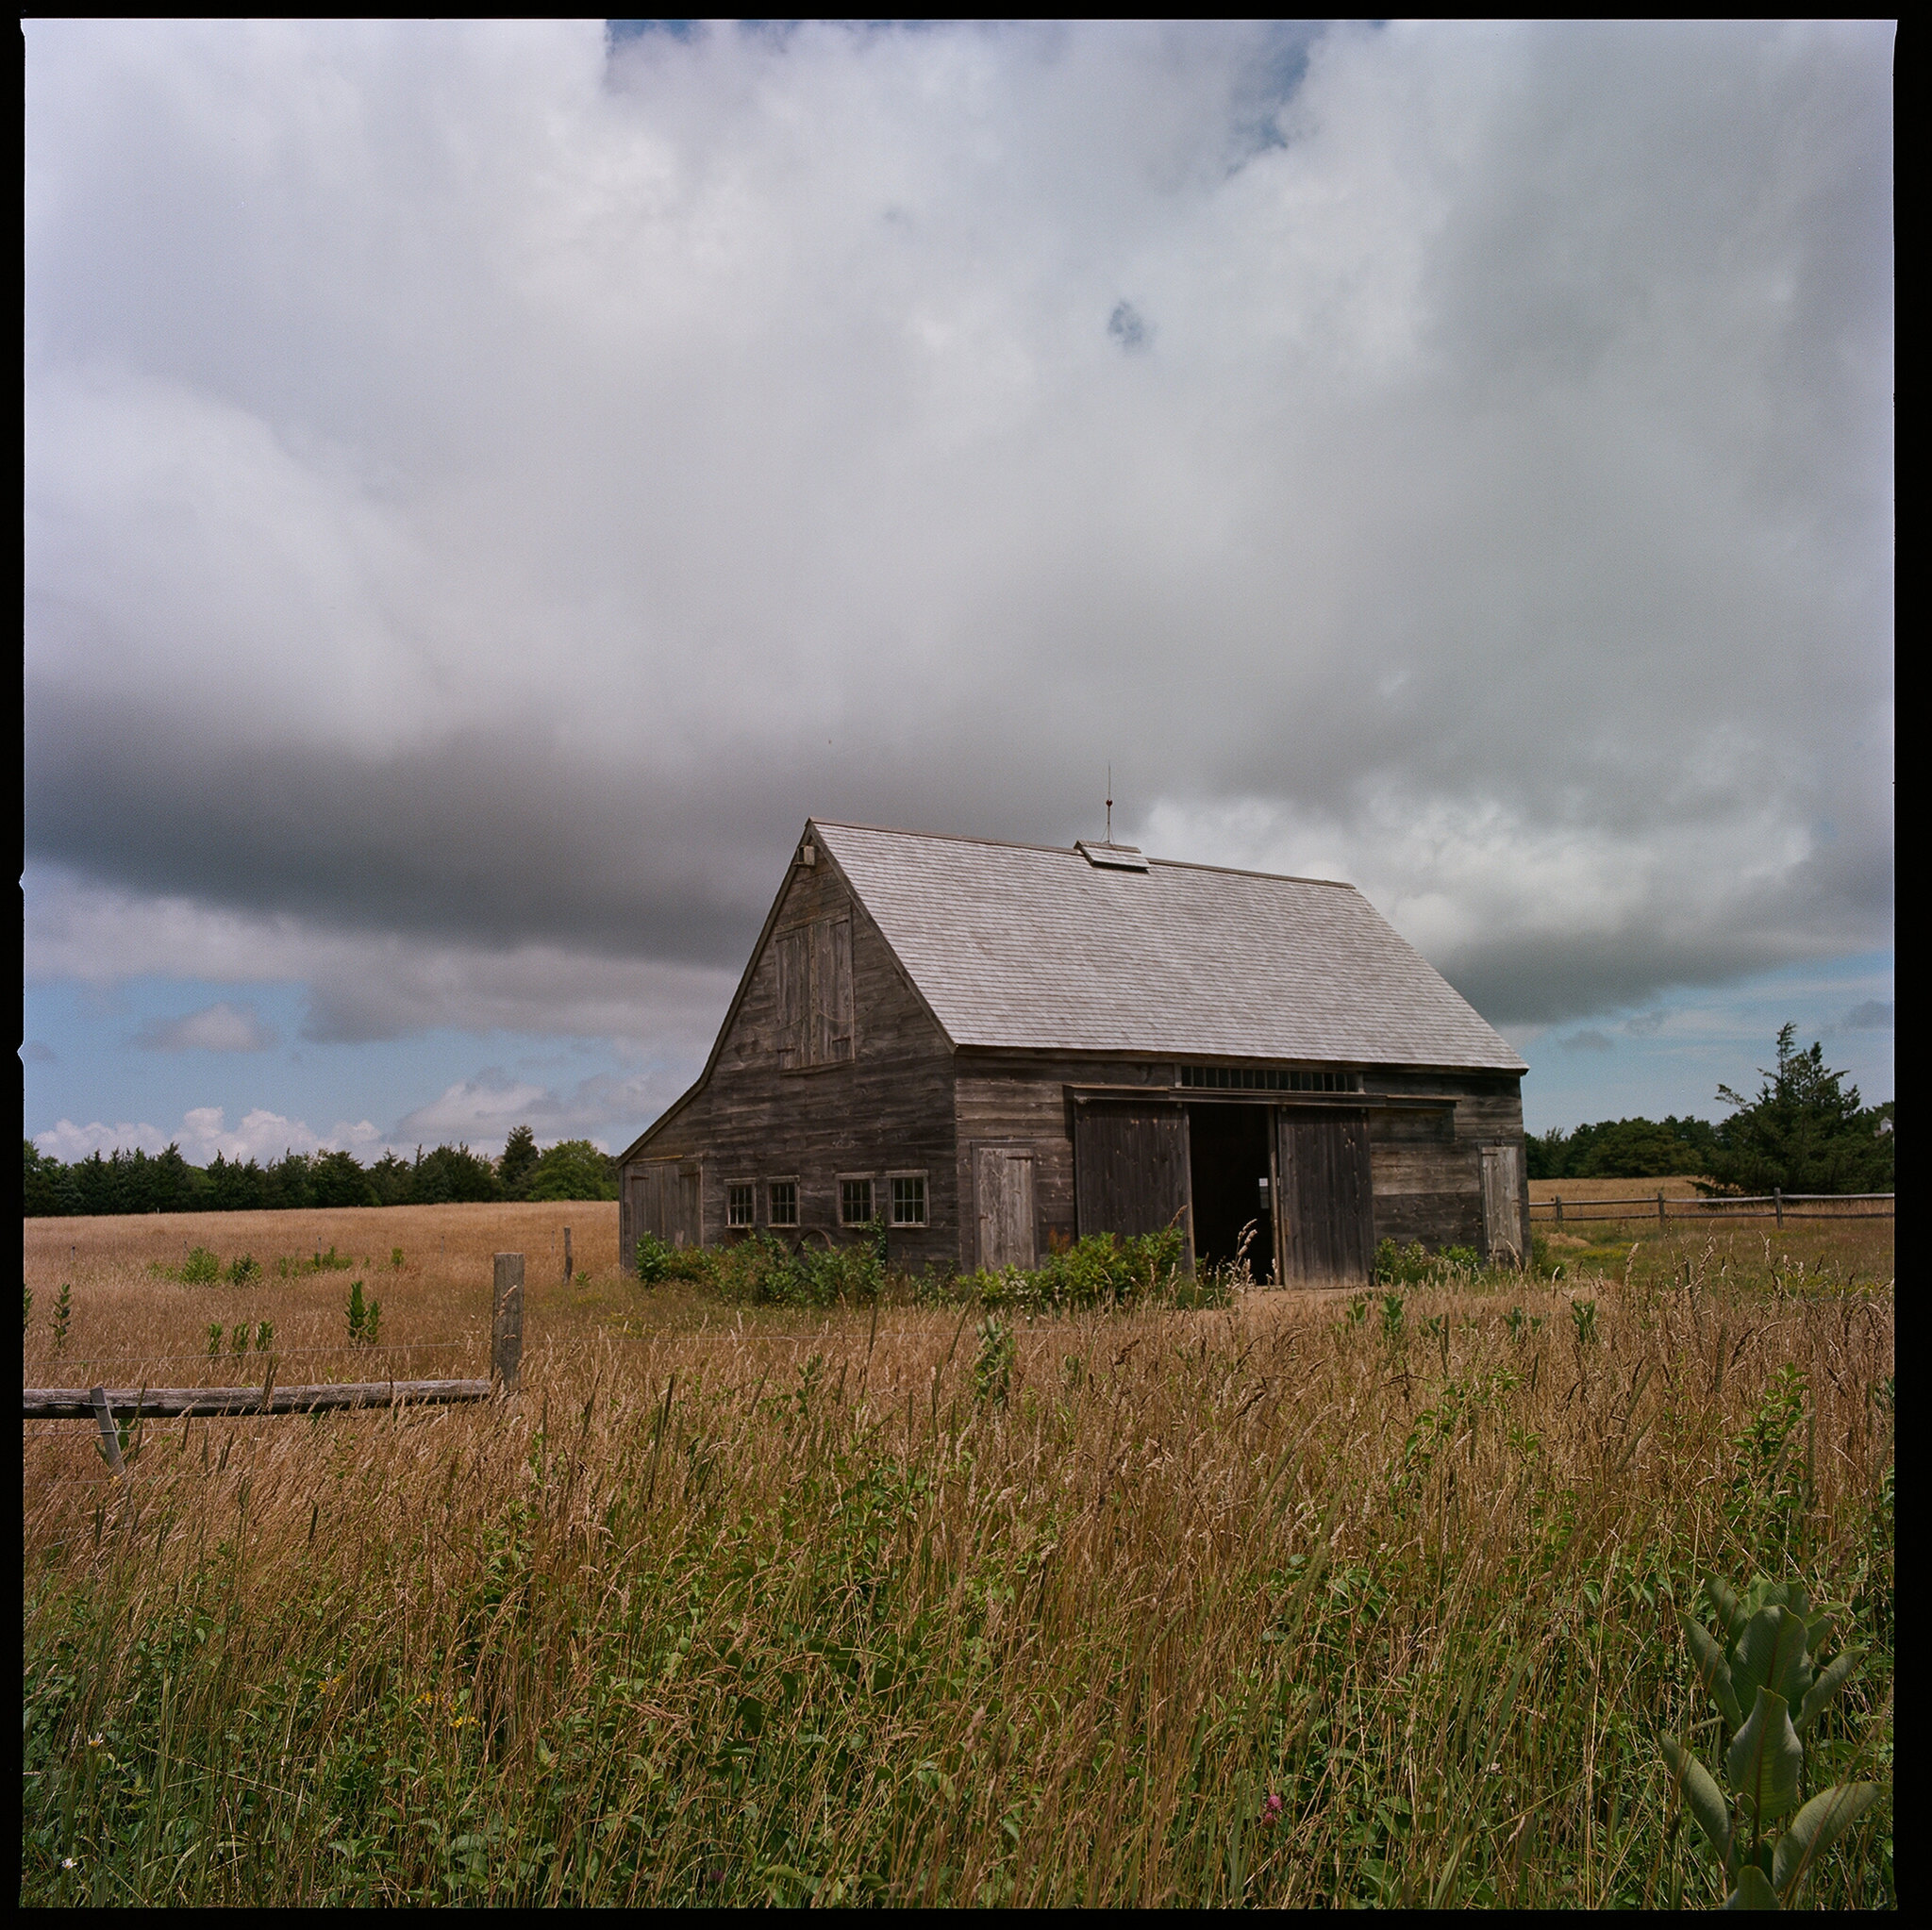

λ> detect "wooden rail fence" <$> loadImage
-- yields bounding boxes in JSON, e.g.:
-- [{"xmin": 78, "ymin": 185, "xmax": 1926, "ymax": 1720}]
[
  {"xmin": 1530, "ymin": 1191, "xmax": 1893, "ymax": 1230},
  {"xmin": 22, "ymin": 1253, "xmax": 527, "ymax": 1472}
]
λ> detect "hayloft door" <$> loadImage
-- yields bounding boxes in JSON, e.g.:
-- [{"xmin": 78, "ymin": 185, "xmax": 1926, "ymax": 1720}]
[
  {"xmin": 1480, "ymin": 1144, "xmax": 1524, "ymax": 1265},
  {"xmin": 1273, "ymin": 1109, "xmax": 1374, "ymax": 1286},
  {"xmin": 975, "ymin": 1148, "xmax": 1036, "ymax": 1271},
  {"xmin": 1074, "ymin": 1101, "xmax": 1193, "ymax": 1265}
]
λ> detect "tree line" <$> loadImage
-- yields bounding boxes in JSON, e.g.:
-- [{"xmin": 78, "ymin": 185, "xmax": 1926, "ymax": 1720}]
[
  {"xmin": 21, "ymin": 1123, "xmax": 618, "ymax": 1219},
  {"xmin": 1529, "ymin": 1026, "xmax": 1892, "ymax": 1194}
]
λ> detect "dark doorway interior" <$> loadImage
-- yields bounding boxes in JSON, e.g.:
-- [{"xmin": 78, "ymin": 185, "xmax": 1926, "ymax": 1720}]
[{"xmin": 1187, "ymin": 1105, "xmax": 1273, "ymax": 1281}]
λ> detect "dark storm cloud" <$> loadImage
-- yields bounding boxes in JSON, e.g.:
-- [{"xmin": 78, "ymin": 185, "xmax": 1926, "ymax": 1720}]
[{"xmin": 24, "ymin": 21, "xmax": 1892, "ymax": 1039}]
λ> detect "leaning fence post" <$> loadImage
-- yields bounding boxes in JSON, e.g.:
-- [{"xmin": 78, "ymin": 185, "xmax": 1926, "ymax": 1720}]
[
  {"xmin": 90, "ymin": 1385, "xmax": 124, "ymax": 1472},
  {"xmin": 491, "ymin": 1254, "xmax": 525, "ymax": 1392},
  {"xmin": 1774, "ymin": 1187, "xmax": 1783, "ymax": 1229},
  {"xmin": 564, "ymin": 1226, "xmax": 574, "ymax": 1285}
]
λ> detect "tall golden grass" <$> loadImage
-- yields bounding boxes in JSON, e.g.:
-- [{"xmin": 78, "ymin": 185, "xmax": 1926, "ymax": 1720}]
[
  {"xmin": 1530, "ymin": 1176, "xmax": 1713, "ymax": 1201},
  {"xmin": 22, "ymin": 1209, "xmax": 1893, "ymax": 1905}
]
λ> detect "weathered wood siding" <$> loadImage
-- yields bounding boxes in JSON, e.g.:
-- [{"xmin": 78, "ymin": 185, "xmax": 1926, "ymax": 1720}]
[
  {"xmin": 954, "ymin": 1054, "xmax": 1175, "ymax": 1264},
  {"xmin": 954, "ymin": 1057, "xmax": 1524, "ymax": 1273},
  {"xmin": 1274, "ymin": 1109, "xmax": 1375, "ymax": 1285},
  {"xmin": 625, "ymin": 1159, "xmax": 702, "ymax": 1250},
  {"xmin": 974, "ymin": 1146, "xmax": 1038, "ymax": 1270},
  {"xmin": 1073, "ymin": 1100, "xmax": 1193, "ymax": 1257},
  {"xmin": 624, "ymin": 994, "xmax": 1524, "ymax": 1276},
  {"xmin": 1363, "ymin": 1070, "xmax": 1526, "ymax": 1257},
  {"xmin": 619, "ymin": 854, "xmax": 958, "ymax": 1269}
]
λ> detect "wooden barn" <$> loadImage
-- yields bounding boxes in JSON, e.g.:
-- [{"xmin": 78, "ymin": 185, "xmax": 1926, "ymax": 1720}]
[{"xmin": 617, "ymin": 821, "xmax": 1529, "ymax": 1285}]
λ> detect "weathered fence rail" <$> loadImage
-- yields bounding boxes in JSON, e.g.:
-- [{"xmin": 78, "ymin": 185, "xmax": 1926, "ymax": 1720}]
[
  {"xmin": 1530, "ymin": 1190, "xmax": 1893, "ymax": 1229},
  {"xmin": 22, "ymin": 1253, "xmax": 528, "ymax": 1470},
  {"xmin": 23, "ymin": 1381, "xmax": 493, "ymax": 1422}
]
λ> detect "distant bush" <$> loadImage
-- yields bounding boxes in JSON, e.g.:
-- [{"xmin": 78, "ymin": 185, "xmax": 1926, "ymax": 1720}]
[
  {"xmin": 635, "ymin": 1233, "xmax": 717, "ymax": 1287},
  {"xmin": 711, "ymin": 1226, "xmax": 886, "ymax": 1307},
  {"xmin": 525, "ymin": 1139, "xmax": 620, "ymax": 1203},
  {"xmin": 961, "ymin": 1228, "xmax": 1213, "ymax": 1312},
  {"xmin": 636, "ymin": 1223, "xmax": 1225, "ymax": 1312},
  {"xmin": 179, "ymin": 1246, "xmax": 222, "ymax": 1285},
  {"xmin": 1527, "ymin": 1115, "xmax": 1717, "ymax": 1181},
  {"xmin": 1374, "ymin": 1238, "xmax": 1485, "ymax": 1286}
]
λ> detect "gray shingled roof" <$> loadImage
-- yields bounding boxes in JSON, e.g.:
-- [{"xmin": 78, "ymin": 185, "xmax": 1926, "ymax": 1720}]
[{"xmin": 812, "ymin": 820, "xmax": 1525, "ymax": 1073}]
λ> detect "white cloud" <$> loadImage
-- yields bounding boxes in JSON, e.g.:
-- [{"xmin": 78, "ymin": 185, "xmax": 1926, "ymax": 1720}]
[
  {"xmin": 21, "ymin": 21, "xmax": 1892, "ymax": 1062},
  {"xmin": 132, "ymin": 1000, "xmax": 280, "ymax": 1052},
  {"xmin": 391, "ymin": 1063, "xmax": 691, "ymax": 1155},
  {"xmin": 35, "ymin": 1106, "xmax": 382, "ymax": 1165}
]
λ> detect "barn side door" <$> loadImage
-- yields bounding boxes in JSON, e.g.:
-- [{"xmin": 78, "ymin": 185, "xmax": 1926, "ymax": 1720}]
[
  {"xmin": 1074, "ymin": 1101, "xmax": 1193, "ymax": 1266},
  {"xmin": 1274, "ymin": 1109, "xmax": 1374, "ymax": 1287},
  {"xmin": 974, "ymin": 1148, "xmax": 1037, "ymax": 1271},
  {"xmin": 1480, "ymin": 1144, "xmax": 1524, "ymax": 1266},
  {"xmin": 634, "ymin": 1160, "xmax": 705, "ymax": 1249}
]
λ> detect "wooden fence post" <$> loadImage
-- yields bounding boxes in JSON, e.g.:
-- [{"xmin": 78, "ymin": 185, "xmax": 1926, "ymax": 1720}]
[
  {"xmin": 564, "ymin": 1226, "xmax": 574, "ymax": 1285},
  {"xmin": 90, "ymin": 1385, "xmax": 124, "ymax": 1472},
  {"xmin": 1657, "ymin": 1190, "xmax": 1666, "ymax": 1229},
  {"xmin": 1554, "ymin": 1194, "xmax": 1563, "ymax": 1227},
  {"xmin": 491, "ymin": 1254, "xmax": 525, "ymax": 1391},
  {"xmin": 1774, "ymin": 1188, "xmax": 1783, "ymax": 1229}
]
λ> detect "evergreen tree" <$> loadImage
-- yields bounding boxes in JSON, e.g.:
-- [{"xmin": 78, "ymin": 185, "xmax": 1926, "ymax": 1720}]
[
  {"xmin": 308, "ymin": 1148, "xmax": 377, "ymax": 1208},
  {"xmin": 23, "ymin": 1141, "xmax": 75, "ymax": 1218},
  {"xmin": 367, "ymin": 1152, "xmax": 415, "ymax": 1206},
  {"xmin": 262, "ymin": 1150, "xmax": 313, "ymax": 1210},
  {"xmin": 1704, "ymin": 1023, "xmax": 1894, "ymax": 1194},
  {"xmin": 411, "ymin": 1143, "xmax": 499, "ymax": 1205},
  {"xmin": 204, "ymin": 1151, "xmax": 267, "ymax": 1212},
  {"xmin": 497, "ymin": 1123, "xmax": 540, "ymax": 1199}
]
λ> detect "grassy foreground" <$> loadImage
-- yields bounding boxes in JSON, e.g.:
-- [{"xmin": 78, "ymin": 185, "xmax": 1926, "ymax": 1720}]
[{"xmin": 22, "ymin": 1209, "xmax": 1893, "ymax": 1905}]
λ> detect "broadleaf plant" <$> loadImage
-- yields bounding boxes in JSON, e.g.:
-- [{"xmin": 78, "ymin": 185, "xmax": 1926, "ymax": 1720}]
[{"xmin": 1663, "ymin": 1576, "xmax": 1882, "ymax": 1907}]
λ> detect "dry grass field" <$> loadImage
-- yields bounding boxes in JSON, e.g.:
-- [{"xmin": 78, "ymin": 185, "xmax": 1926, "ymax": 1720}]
[
  {"xmin": 23, "ymin": 1206, "xmax": 1893, "ymax": 1906},
  {"xmin": 1529, "ymin": 1176, "xmax": 1712, "ymax": 1201},
  {"xmin": 25, "ymin": 1203, "xmax": 628, "ymax": 1386}
]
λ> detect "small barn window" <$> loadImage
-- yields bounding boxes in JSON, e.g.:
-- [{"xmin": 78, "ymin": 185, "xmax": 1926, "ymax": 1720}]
[
  {"xmin": 1179, "ymin": 1066, "xmax": 1361, "ymax": 1093},
  {"xmin": 769, "ymin": 1179, "xmax": 798, "ymax": 1227},
  {"xmin": 890, "ymin": 1174, "xmax": 927, "ymax": 1226},
  {"xmin": 726, "ymin": 1182, "xmax": 756, "ymax": 1228},
  {"xmin": 840, "ymin": 1178, "xmax": 874, "ymax": 1225}
]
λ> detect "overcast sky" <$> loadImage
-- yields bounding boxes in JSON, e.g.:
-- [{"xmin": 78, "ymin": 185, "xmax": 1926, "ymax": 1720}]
[{"xmin": 24, "ymin": 20, "xmax": 1893, "ymax": 1162}]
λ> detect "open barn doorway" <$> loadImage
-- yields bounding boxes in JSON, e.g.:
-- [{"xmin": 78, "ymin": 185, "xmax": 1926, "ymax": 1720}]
[{"xmin": 1186, "ymin": 1105, "xmax": 1274, "ymax": 1282}]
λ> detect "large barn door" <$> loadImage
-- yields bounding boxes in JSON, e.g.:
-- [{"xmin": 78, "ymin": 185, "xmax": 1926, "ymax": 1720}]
[
  {"xmin": 634, "ymin": 1160, "xmax": 704, "ymax": 1249},
  {"xmin": 974, "ymin": 1148, "xmax": 1036, "ymax": 1271},
  {"xmin": 1074, "ymin": 1102, "xmax": 1192, "ymax": 1262},
  {"xmin": 1274, "ymin": 1110, "xmax": 1374, "ymax": 1286},
  {"xmin": 1481, "ymin": 1144, "xmax": 1524, "ymax": 1265}
]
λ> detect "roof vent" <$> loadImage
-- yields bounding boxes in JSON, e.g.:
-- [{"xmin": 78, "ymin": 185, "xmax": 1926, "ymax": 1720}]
[{"xmin": 1075, "ymin": 840, "xmax": 1149, "ymax": 872}]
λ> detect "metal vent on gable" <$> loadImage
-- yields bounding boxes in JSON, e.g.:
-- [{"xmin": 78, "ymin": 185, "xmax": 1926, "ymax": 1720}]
[{"xmin": 1075, "ymin": 840, "xmax": 1149, "ymax": 872}]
